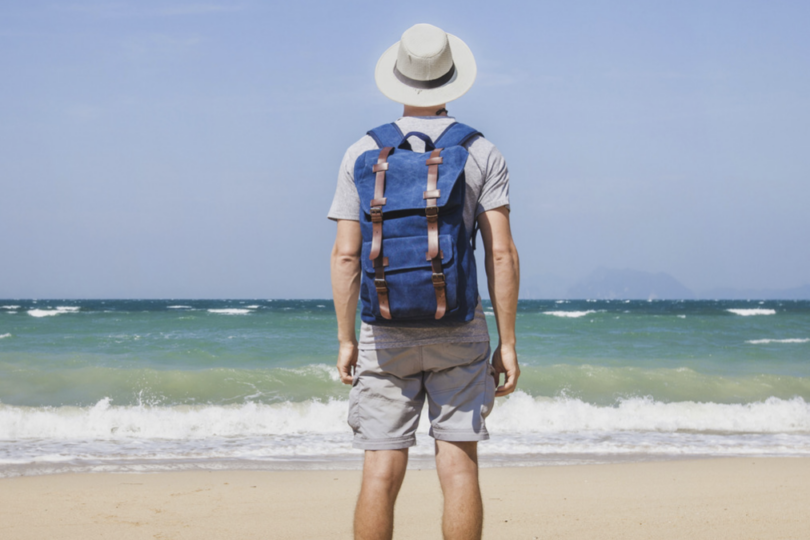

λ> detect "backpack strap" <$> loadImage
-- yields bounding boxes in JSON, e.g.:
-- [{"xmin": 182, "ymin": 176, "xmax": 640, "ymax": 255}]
[
  {"xmin": 367, "ymin": 123, "xmax": 405, "ymax": 148},
  {"xmin": 434, "ymin": 122, "xmax": 483, "ymax": 148},
  {"xmin": 424, "ymin": 148, "xmax": 447, "ymax": 320},
  {"xmin": 471, "ymin": 219, "xmax": 480, "ymax": 250},
  {"xmin": 370, "ymin": 146, "xmax": 394, "ymax": 320}
]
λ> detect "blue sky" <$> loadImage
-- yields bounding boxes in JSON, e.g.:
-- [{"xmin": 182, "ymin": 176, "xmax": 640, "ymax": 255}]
[{"xmin": 0, "ymin": 0, "xmax": 808, "ymax": 298}]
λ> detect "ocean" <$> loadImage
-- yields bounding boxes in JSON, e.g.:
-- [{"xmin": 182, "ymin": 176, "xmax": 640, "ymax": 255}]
[{"xmin": 1, "ymin": 299, "xmax": 808, "ymax": 477}]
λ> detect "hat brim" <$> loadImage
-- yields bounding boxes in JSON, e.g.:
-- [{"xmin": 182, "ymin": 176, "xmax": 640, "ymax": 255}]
[{"xmin": 375, "ymin": 33, "xmax": 477, "ymax": 107}]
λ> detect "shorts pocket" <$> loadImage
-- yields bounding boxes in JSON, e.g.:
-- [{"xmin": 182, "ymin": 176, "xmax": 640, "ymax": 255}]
[
  {"xmin": 361, "ymin": 235, "xmax": 458, "ymax": 320},
  {"xmin": 482, "ymin": 363, "xmax": 497, "ymax": 419},
  {"xmin": 347, "ymin": 377, "xmax": 363, "ymax": 432}
]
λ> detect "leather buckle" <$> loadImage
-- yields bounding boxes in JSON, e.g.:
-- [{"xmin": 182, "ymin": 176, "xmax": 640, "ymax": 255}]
[
  {"xmin": 370, "ymin": 207, "xmax": 383, "ymax": 223},
  {"xmin": 425, "ymin": 206, "xmax": 439, "ymax": 222},
  {"xmin": 432, "ymin": 272, "xmax": 446, "ymax": 288},
  {"xmin": 374, "ymin": 278, "xmax": 388, "ymax": 292}
]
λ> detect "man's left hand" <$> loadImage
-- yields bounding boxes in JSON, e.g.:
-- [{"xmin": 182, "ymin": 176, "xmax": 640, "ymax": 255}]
[{"xmin": 337, "ymin": 342, "xmax": 359, "ymax": 384}]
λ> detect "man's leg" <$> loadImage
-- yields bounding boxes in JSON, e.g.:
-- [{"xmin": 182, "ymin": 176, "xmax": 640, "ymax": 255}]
[
  {"xmin": 435, "ymin": 440, "xmax": 483, "ymax": 540},
  {"xmin": 354, "ymin": 448, "xmax": 409, "ymax": 540}
]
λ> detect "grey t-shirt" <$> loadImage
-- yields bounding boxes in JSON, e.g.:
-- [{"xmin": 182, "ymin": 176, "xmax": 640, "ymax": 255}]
[{"xmin": 328, "ymin": 116, "xmax": 510, "ymax": 349}]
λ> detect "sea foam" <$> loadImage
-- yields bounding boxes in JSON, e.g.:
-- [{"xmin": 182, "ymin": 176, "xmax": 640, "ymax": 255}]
[
  {"xmin": 727, "ymin": 308, "xmax": 777, "ymax": 316},
  {"xmin": 2, "ymin": 393, "xmax": 809, "ymax": 474},
  {"xmin": 0, "ymin": 398, "xmax": 348, "ymax": 440},
  {"xmin": 0, "ymin": 333, "xmax": 10, "ymax": 339},
  {"xmin": 543, "ymin": 310, "xmax": 597, "ymax": 318},
  {"xmin": 489, "ymin": 392, "xmax": 810, "ymax": 433},
  {"xmin": 27, "ymin": 307, "xmax": 80, "ymax": 318},
  {"xmin": 2, "ymin": 393, "xmax": 807, "ymax": 441},
  {"xmin": 207, "ymin": 309, "xmax": 251, "ymax": 315},
  {"xmin": 746, "ymin": 338, "xmax": 809, "ymax": 345}
]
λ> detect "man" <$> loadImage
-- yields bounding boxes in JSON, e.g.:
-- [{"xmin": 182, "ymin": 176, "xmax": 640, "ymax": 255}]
[{"xmin": 328, "ymin": 23, "xmax": 520, "ymax": 540}]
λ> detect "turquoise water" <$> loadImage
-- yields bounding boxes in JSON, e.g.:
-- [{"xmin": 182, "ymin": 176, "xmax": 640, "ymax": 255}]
[{"xmin": 1, "ymin": 299, "xmax": 808, "ymax": 475}]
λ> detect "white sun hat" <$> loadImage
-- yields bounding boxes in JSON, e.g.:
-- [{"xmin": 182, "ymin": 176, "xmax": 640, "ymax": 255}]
[{"xmin": 375, "ymin": 23, "xmax": 477, "ymax": 107}]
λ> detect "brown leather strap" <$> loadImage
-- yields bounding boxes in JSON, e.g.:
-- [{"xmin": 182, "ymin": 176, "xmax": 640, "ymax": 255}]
[
  {"xmin": 431, "ymin": 259, "xmax": 447, "ymax": 319},
  {"xmin": 370, "ymin": 147, "xmax": 393, "ymax": 319},
  {"xmin": 424, "ymin": 149, "xmax": 443, "ymax": 260},
  {"xmin": 374, "ymin": 262, "xmax": 392, "ymax": 320},
  {"xmin": 424, "ymin": 148, "xmax": 446, "ymax": 319},
  {"xmin": 369, "ymin": 147, "xmax": 393, "ymax": 261}
]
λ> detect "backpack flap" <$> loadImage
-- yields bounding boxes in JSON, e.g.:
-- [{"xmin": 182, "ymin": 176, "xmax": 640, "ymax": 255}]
[{"xmin": 355, "ymin": 145, "xmax": 468, "ymax": 217}]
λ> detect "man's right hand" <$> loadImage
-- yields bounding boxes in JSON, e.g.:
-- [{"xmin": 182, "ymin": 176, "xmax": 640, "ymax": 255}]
[
  {"xmin": 337, "ymin": 341, "xmax": 359, "ymax": 385},
  {"xmin": 491, "ymin": 343, "xmax": 519, "ymax": 397}
]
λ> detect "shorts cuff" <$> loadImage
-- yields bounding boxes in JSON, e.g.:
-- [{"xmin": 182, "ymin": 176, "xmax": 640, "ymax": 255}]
[
  {"xmin": 430, "ymin": 426, "xmax": 490, "ymax": 442},
  {"xmin": 352, "ymin": 435, "xmax": 417, "ymax": 451}
]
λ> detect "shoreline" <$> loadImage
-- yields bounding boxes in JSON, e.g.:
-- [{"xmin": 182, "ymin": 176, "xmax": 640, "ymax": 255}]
[
  {"xmin": 2, "ymin": 457, "xmax": 808, "ymax": 539},
  {"xmin": 3, "ymin": 451, "xmax": 800, "ymax": 478}
]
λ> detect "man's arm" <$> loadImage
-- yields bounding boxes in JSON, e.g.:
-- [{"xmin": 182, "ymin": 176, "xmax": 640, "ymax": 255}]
[
  {"xmin": 477, "ymin": 206, "xmax": 520, "ymax": 396},
  {"xmin": 331, "ymin": 219, "xmax": 363, "ymax": 384}
]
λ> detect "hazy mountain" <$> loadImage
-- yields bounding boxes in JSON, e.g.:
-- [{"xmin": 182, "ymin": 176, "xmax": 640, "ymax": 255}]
[
  {"xmin": 516, "ymin": 268, "xmax": 809, "ymax": 300},
  {"xmin": 566, "ymin": 268, "xmax": 695, "ymax": 300}
]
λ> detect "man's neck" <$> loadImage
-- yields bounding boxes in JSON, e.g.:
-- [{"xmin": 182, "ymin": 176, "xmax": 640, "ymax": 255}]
[{"xmin": 402, "ymin": 104, "xmax": 448, "ymax": 117}]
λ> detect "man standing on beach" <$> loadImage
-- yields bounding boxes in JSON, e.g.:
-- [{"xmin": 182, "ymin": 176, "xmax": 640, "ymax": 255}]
[{"xmin": 329, "ymin": 23, "xmax": 520, "ymax": 540}]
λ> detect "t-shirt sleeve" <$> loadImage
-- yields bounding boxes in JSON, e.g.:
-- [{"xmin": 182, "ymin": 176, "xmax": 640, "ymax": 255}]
[
  {"xmin": 327, "ymin": 148, "xmax": 361, "ymax": 222},
  {"xmin": 475, "ymin": 143, "xmax": 511, "ymax": 217}
]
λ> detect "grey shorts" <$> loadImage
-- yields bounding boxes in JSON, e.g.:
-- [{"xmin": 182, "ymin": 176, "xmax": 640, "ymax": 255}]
[{"xmin": 348, "ymin": 341, "xmax": 496, "ymax": 450}]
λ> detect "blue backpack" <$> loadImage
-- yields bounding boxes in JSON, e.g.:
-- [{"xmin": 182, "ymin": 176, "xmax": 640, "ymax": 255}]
[{"xmin": 354, "ymin": 122, "xmax": 482, "ymax": 324}]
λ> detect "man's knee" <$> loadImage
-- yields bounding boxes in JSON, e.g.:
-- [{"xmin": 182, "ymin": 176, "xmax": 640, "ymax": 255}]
[
  {"xmin": 363, "ymin": 449, "xmax": 408, "ymax": 489},
  {"xmin": 435, "ymin": 441, "xmax": 479, "ymax": 482}
]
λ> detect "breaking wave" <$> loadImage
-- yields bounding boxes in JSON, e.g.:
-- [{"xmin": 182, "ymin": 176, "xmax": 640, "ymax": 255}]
[
  {"xmin": 27, "ymin": 307, "xmax": 80, "ymax": 318},
  {"xmin": 746, "ymin": 338, "xmax": 809, "ymax": 345},
  {"xmin": 2, "ymin": 393, "xmax": 807, "ymax": 441},
  {"xmin": 543, "ymin": 310, "xmax": 597, "ymax": 318},
  {"xmin": 727, "ymin": 308, "xmax": 777, "ymax": 316},
  {"xmin": 1, "ymin": 393, "xmax": 809, "ymax": 475}
]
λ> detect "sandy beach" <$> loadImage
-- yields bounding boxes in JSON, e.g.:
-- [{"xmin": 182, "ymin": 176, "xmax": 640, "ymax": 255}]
[{"xmin": 1, "ymin": 458, "xmax": 807, "ymax": 539}]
